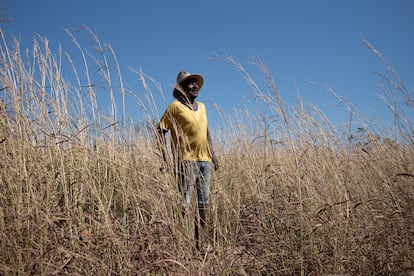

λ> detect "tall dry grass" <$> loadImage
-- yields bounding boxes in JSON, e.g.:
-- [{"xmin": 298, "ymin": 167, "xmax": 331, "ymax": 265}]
[{"xmin": 0, "ymin": 28, "xmax": 413, "ymax": 275}]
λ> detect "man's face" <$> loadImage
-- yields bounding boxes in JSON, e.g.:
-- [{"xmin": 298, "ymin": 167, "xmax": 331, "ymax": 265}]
[{"xmin": 181, "ymin": 77, "xmax": 199, "ymax": 98}]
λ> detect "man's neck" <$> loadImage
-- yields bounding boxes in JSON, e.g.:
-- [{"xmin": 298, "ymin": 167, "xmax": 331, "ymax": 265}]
[
  {"xmin": 188, "ymin": 95, "xmax": 196, "ymax": 104},
  {"xmin": 178, "ymin": 97, "xmax": 198, "ymax": 110}
]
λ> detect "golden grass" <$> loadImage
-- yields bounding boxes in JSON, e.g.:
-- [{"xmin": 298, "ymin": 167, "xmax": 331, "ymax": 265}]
[{"xmin": 0, "ymin": 28, "xmax": 413, "ymax": 275}]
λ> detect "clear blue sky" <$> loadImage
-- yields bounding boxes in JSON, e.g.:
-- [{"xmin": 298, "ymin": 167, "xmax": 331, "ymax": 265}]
[{"xmin": 3, "ymin": 0, "xmax": 414, "ymax": 131}]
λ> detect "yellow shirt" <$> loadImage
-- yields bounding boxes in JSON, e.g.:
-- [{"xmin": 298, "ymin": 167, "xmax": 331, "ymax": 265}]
[{"xmin": 159, "ymin": 100, "xmax": 212, "ymax": 162}]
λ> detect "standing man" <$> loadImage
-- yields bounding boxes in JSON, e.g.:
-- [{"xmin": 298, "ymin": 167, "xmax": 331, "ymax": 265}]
[{"xmin": 157, "ymin": 70, "xmax": 218, "ymax": 250}]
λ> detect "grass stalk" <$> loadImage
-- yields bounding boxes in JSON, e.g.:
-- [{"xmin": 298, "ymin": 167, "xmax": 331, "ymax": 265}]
[{"xmin": 0, "ymin": 29, "xmax": 413, "ymax": 275}]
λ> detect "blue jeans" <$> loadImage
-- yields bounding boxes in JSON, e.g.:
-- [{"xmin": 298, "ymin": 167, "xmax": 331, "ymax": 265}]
[{"xmin": 176, "ymin": 161, "xmax": 211, "ymax": 206}]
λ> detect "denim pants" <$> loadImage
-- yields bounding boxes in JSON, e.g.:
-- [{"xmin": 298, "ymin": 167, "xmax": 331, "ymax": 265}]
[{"xmin": 176, "ymin": 161, "xmax": 211, "ymax": 206}]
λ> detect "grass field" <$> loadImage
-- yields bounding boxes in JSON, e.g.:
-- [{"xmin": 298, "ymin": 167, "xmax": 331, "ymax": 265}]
[{"xmin": 1, "ymin": 29, "xmax": 413, "ymax": 275}]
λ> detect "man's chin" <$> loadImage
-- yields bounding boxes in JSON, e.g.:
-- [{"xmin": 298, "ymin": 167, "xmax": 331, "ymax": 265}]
[{"xmin": 190, "ymin": 91, "xmax": 199, "ymax": 97}]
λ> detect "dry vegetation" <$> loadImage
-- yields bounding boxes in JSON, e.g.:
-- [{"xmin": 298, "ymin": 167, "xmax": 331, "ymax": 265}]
[{"xmin": 0, "ymin": 28, "xmax": 413, "ymax": 275}]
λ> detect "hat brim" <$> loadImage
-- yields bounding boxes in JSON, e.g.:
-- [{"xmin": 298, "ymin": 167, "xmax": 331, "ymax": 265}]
[{"xmin": 178, "ymin": 74, "xmax": 203, "ymax": 90}]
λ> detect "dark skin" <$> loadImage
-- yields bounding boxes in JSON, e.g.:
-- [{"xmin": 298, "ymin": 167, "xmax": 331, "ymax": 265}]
[{"xmin": 157, "ymin": 77, "xmax": 219, "ymax": 171}]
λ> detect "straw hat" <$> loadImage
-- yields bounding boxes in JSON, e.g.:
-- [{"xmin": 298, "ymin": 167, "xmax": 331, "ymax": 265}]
[{"xmin": 173, "ymin": 70, "xmax": 204, "ymax": 99}]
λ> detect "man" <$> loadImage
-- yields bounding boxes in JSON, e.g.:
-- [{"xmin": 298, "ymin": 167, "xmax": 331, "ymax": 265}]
[{"xmin": 157, "ymin": 70, "xmax": 218, "ymax": 250}]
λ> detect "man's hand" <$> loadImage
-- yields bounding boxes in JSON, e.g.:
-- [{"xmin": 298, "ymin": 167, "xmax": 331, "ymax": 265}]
[
  {"xmin": 212, "ymin": 156, "xmax": 219, "ymax": 171},
  {"xmin": 159, "ymin": 162, "xmax": 171, "ymax": 173}
]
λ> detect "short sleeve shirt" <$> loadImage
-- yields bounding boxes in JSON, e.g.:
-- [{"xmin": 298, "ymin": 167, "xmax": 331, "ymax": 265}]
[{"xmin": 159, "ymin": 100, "xmax": 212, "ymax": 162}]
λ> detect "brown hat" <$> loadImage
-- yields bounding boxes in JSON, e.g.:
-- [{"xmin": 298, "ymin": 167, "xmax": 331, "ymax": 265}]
[{"xmin": 173, "ymin": 70, "xmax": 204, "ymax": 99}]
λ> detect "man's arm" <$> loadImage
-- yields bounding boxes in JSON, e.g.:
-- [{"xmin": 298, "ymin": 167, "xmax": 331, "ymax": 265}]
[
  {"xmin": 156, "ymin": 126, "xmax": 170, "ymax": 172},
  {"xmin": 207, "ymin": 128, "xmax": 219, "ymax": 171}
]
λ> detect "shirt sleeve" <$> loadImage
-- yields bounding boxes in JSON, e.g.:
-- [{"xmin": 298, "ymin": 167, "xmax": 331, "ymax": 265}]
[{"xmin": 158, "ymin": 104, "xmax": 173, "ymax": 131}]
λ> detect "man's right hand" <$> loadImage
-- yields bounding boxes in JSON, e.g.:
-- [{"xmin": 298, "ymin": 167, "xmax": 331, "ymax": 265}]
[
  {"xmin": 212, "ymin": 156, "xmax": 219, "ymax": 171},
  {"xmin": 159, "ymin": 163, "xmax": 171, "ymax": 173}
]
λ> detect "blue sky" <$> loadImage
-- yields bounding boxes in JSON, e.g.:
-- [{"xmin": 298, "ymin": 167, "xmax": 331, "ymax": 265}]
[{"xmin": 2, "ymin": 0, "xmax": 414, "ymax": 131}]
